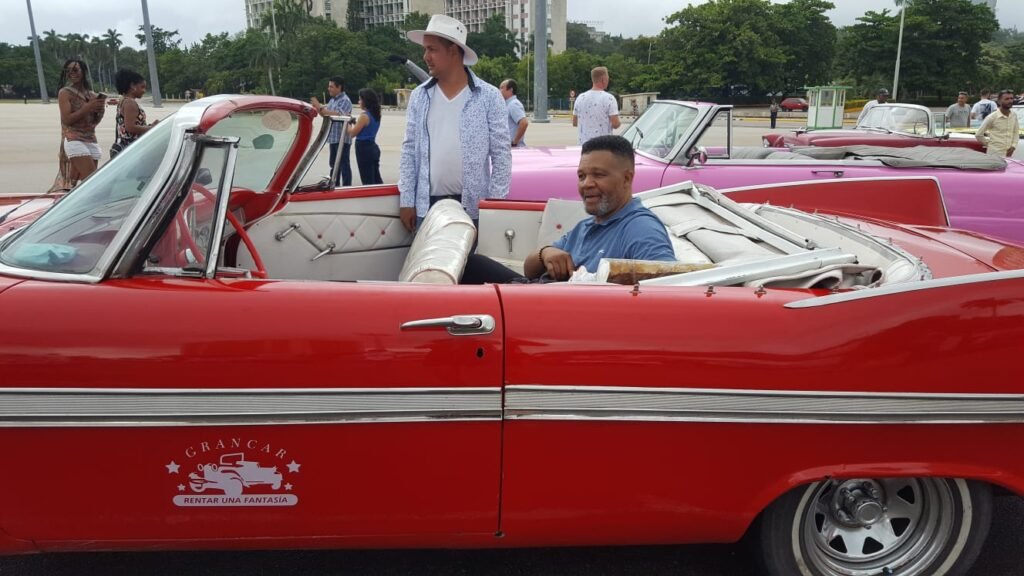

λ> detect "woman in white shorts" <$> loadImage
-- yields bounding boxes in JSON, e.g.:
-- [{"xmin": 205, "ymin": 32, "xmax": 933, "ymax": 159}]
[{"xmin": 57, "ymin": 59, "xmax": 106, "ymax": 183}]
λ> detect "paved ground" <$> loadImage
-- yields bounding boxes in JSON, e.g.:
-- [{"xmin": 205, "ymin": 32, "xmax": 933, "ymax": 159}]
[
  {"xmin": 2, "ymin": 99, "xmax": 1019, "ymax": 574},
  {"xmin": 0, "ymin": 99, "xmax": 809, "ymax": 196}
]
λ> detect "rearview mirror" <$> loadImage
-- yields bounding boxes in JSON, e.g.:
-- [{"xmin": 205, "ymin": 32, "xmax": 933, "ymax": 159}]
[{"xmin": 687, "ymin": 146, "xmax": 708, "ymax": 167}]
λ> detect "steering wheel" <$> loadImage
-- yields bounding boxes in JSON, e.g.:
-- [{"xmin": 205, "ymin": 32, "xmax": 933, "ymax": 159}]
[{"xmin": 174, "ymin": 184, "xmax": 268, "ymax": 278}]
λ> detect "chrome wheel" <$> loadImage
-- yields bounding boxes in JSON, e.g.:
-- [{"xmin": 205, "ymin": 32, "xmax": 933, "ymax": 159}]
[{"xmin": 799, "ymin": 478, "xmax": 960, "ymax": 575}]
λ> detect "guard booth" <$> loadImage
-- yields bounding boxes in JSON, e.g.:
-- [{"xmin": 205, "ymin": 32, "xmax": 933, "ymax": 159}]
[
  {"xmin": 621, "ymin": 92, "xmax": 660, "ymax": 117},
  {"xmin": 805, "ymin": 85, "xmax": 850, "ymax": 129}
]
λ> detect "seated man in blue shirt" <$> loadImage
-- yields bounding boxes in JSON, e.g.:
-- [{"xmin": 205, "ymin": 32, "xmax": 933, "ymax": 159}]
[{"xmin": 462, "ymin": 135, "xmax": 676, "ymax": 283}]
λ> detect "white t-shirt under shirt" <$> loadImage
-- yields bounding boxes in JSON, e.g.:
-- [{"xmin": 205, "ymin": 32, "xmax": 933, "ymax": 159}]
[
  {"xmin": 574, "ymin": 89, "xmax": 618, "ymax": 145},
  {"xmin": 428, "ymin": 85, "xmax": 469, "ymax": 197}
]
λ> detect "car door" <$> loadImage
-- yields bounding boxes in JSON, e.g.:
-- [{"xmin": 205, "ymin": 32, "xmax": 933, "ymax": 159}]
[
  {"xmin": 0, "ymin": 278, "xmax": 503, "ymax": 548},
  {"xmin": 0, "ymin": 131, "xmax": 504, "ymax": 549}
]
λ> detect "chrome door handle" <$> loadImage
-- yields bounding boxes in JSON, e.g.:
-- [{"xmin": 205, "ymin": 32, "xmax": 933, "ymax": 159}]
[
  {"xmin": 400, "ymin": 314, "xmax": 495, "ymax": 336},
  {"xmin": 811, "ymin": 170, "xmax": 844, "ymax": 178}
]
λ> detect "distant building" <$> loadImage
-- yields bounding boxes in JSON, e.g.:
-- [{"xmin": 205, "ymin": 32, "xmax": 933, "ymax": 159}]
[
  {"xmin": 245, "ymin": 0, "xmax": 567, "ymax": 55},
  {"xmin": 245, "ymin": 0, "xmax": 348, "ymax": 30},
  {"xmin": 579, "ymin": 22, "xmax": 608, "ymax": 43}
]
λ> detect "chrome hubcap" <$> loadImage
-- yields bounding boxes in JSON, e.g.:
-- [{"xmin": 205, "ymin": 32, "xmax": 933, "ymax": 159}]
[{"xmin": 801, "ymin": 478, "xmax": 957, "ymax": 575}]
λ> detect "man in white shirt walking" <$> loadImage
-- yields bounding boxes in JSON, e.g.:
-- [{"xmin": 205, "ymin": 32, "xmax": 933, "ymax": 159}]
[
  {"xmin": 971, "ymin": 89, "xmax": 996, "ymax": 125},
  {"xmin": 976, "ymin": 90, "xmax": 1020, "ymax": 158},
  {"xmin": 857, "ymin": 88, "xmax": 889, "ymax": 124},
  {"xmin": 572, "ymin": 67, "xmax": 620, "ymax": 145}
]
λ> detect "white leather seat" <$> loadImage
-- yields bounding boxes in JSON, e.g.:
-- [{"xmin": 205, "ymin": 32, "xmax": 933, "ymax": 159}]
[{"xmin": 398, "ymin": 199, "xmax": 477, "ymax": 284}]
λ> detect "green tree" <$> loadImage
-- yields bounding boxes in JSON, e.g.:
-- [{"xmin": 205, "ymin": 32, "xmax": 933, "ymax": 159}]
[
  {"xmin": 836, "ymin": 0, "xmax": 998, "ymax": 98},
  {"xmin": 656, "ymin": 0, "xmax": 787, "ymax": 98},
  {"xmin": 467, "ymin": 13, "xmax": 517, "ymax": 59},
  {"xmin": 135, "ymin": 26, "xmax": 181, "ymax": 54},
  {"xmin": 774, "ymin": 0, "xmax": 836, "ymax": 94},
  {"xmin": 402, "ymin": 12, "xmax": 431, "ymax": 34},
  {"xmin": 103, "ymin": 29, "xmax": 123, "ymax": 71}
]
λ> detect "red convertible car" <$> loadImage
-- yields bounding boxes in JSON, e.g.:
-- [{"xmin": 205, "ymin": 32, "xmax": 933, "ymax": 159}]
[
  {"xmin": 1, "ymin": 96, "xmax": 1024, "ymax": 576},
  {"xmin": 779, "ymin": 97, "xmax": 808, "ymax": 112},
  {"xmin": 762, "ymin": 103, "xmax": 986, "ymax": 152}
]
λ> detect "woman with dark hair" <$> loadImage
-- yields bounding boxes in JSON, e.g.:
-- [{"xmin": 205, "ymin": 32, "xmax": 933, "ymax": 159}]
[
  {"xmin": 347, "ymin": 88, "xmax": 383, "ymax": 185},
  {"xmin": 57, "ymin": 58, "xmax": 106, "ymax": 182},
  {"xmin": 111, "ymin": 69, "xmax": 157, "ymax": 158}
]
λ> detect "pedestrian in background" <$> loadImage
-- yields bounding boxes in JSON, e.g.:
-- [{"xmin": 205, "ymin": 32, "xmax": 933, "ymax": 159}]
[
  {"xmin": 348, "ymin": 88, "xmax": 383, "ymax": 185},
  {"xmin": 111, "ymin": 69, "xmax": 157, "ymax": 158},
  {"xmin": 310, "ymin": 77, "xmax": 353, "ymax": 187},
  {"xmin": 857, "ymin": 88, "xmax": 889, "ymax": 124},
  {"xmin": 397, "ymin": 14, "xmax": 511, "ymax": 232},
  {"xmin": 57, "ymin": 58, "xmax": 106, "ymax": 183},
  {"xmin": 573, "ymin": 66, "xmax": 621, "ymax": 146},
  {"xmin": 976, "ymin": 89, "xmax": 1019, "ymax": 158},
  {"xmin": 945, "ymin": 92, "xmax": 972, "ymax": 129},
  {"xmin": 971, "ymin": 89, "xmax": 996, "ymax": 125},
  {"xmin": 769, "ymin": 99, "xmax": 779, "ymax": 129},
  {"xmin": 499, "ymin": 78, "xmax": 528, "ymax": 148}
]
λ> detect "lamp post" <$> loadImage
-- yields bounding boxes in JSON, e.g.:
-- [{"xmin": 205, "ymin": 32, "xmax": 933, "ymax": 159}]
[
  {"xmin": 141, "ymin": 0, "xmax": 163, "ymax": 107},
  {"xmin": 532, "ymin": 0, "xmax": 549, "ymax": 123},
  {"xmin": 892, "ymin": 0, "xmax": 908, "ymax": 101},
  {"xmin": 25, "ymin": 0, "xmax": 49, "ymax": 103}
]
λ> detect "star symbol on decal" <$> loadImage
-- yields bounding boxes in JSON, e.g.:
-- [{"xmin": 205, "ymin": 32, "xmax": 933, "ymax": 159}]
[
  {"xmin": 166, "ymin": 461, "xmax": 180, "ymax": 474},
  {"xmin": 284, "ymin": 483, "xmax": 293, "ymax": 491},
  {"xmin": 178, "ymin": 484, "xmax": 186, "ymax": 492},
  {"xmin": 286, "ymin": 460, "xmax": 301, "ymax": 473}
]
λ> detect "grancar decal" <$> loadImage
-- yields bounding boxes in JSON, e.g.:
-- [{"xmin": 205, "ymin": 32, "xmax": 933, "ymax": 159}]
[{"xmin": 165, "ymin": 438, "xmax": 301, "ymax": 507}]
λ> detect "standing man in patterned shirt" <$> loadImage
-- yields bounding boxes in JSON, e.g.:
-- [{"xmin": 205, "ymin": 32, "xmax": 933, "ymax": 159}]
[
  {"xmin": 500, "ymin": 78, "xmax": 529, "ymax": 147},
  {"xmin": 572, "ymin": 67, "xmax": 621, "ymax": 146},
  {"xmin": 398, "ymin": 14, "xmax": 511, "ymax": 231},
  {"xmin": 310, "ymin": 77, "xmax": 353, "ymax": 187}
]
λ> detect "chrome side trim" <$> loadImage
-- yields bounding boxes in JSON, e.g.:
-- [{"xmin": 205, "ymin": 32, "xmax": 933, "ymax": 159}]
[
  {"xmin": 785, "ymin": 269, "xmax": 1024, "ymax": 309},
  {"xmin": 505, "ymin": 385, "xmax": 1024, "ymax": 424},
  {"xmin": 0, "ymin": 387, "xmax": 502, "ymax": 427}
]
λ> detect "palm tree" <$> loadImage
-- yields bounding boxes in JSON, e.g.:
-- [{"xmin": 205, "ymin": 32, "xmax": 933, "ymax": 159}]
[
  {"xmin": 103, "ymin": 28, "xmax": 123, "ymax": 72},
  {"xmin": 43, "ymin": 29, "xmax": 62, "ymax": 62},
  {"xmin": 892, "ymin": 0, "xmax": 912, "ymax": 100}
]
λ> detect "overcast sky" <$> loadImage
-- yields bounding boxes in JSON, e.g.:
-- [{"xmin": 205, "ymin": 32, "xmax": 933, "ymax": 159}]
[{"xmin": 2, "ymin": 0, "xmax": 1020, "ymax": 48}]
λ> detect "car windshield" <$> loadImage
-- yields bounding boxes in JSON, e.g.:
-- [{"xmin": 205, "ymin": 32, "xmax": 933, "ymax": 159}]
[
  {"xmin": 207, "ymin": 109, "xmax": 300, "ymax": 191},
  {"xmin": 0, "ymin": 119, "xmax": 174, "ymax": 275},
  {"xmin": 857, "ymin": 106, "xmax": 930, "ymax": 135},
  {"xmin": 621, "ymin": 102, "xmax": 699, "ymax": 160}
]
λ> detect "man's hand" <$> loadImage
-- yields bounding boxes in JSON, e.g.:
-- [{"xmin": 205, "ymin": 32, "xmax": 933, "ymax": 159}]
[
  {"xmin": 540, "ymin": 246, "xmax": 575, "ymax": 281},
  {"xmin": 87, "ymin": 98, "xmax": 105, "ymax": 112},
  {"xmin": 310, "ymin": 96, "xmax": 321, "ymax": 108},
  {"xmin": 1008, "ymin": 148, "xmax": 1016, "ymax": 158},
  {"xmin": 400, "ymin": 207, "xmax": 417, "ymax": 232}
]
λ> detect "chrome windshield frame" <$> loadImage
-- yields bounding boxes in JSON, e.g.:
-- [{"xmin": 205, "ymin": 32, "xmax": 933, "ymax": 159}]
[{"xmin": 0, "ymin": 104, "xmax": 206, "ymax": 284}]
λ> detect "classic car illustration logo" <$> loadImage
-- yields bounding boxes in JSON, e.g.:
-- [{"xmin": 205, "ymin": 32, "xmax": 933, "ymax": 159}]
[{"xmin": 165, "ymin": 438, "xmax": 300, "ymax": 507}]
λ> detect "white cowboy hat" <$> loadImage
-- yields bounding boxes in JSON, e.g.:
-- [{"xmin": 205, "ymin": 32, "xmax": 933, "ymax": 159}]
[{"xmin": 407, "ymin": 14, "xmax": 478, "ymax": 66}]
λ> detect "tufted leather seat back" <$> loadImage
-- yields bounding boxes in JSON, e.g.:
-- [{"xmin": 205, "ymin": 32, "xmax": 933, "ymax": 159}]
[{"xmin": 398, "ymin": 199, "xmax": 477, "ymax": 284}]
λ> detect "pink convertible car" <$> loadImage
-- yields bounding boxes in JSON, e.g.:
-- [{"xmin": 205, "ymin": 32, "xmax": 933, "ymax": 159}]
[{"xmin": 509, "ymin": 101, "xmax": 1024, "ymax": 245}]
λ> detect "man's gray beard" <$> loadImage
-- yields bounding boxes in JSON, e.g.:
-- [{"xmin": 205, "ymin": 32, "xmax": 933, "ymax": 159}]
[{"xmin": 585, "ymin": 196, "xmax": 613, "ymax": 217}]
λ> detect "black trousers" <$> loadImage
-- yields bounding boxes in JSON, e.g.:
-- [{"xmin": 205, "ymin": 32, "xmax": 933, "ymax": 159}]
[
  {"xmin": 461, "ymin": 254, "xmax": 526, "ymax": 284},
  {"xmin": 328, "ymin": 142, "xmax": 352, "ymax": 187},
  {"xmin": 355, "ymin": 140, "xmax": 382, "ymax": 185},
  {"xmin": 770, "ymin": 112, "xmax": 778, "ymax": 129}
]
